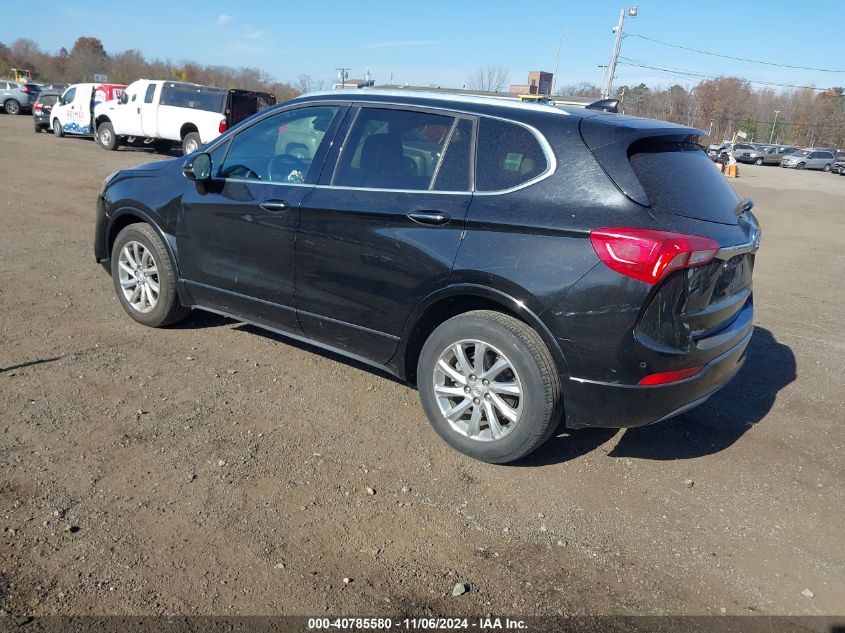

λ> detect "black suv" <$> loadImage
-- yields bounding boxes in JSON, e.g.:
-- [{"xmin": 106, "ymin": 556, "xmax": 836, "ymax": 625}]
[{"xmin": 94, "ymin": 90, "xmax": 760, "ymax": 463}]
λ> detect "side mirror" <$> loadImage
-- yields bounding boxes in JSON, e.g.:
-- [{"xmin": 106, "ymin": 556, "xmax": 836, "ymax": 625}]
[
  {"xmin": 118, "ymin": 93, "xmax": 128, "ymax": 105},
  {"xmin": 183, "ymin": 152, "xmax": 212, "ymax": 182}
]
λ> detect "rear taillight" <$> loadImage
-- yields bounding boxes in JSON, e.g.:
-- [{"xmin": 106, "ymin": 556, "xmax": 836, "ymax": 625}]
[
  {"xmin": 22, "ymin": 85, "xmax": 31, "ymax": 94},
  {"xmin": 33, "ymin": 103, "xmax": 42, "ymax": 113},
  {"xmin": 638, "ymin": 366, "xmax": 704, "ymax": 386},
  {"xmin": 219, "ymin": 119, "xmax": 228, "ymax": 134},
  {"xmin": 589, "ymin": 228, "xmax": 720, "ymax": 285}
]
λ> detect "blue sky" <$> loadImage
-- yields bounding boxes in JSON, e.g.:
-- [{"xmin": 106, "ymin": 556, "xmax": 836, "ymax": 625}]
[{"xmin": 1, "ymin": 1, "xmax": 843, "ymax": 92}]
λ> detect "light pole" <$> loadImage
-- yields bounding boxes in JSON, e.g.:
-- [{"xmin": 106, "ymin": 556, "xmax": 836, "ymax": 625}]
[
  {"xmin": 769, "ymin": 110, "xmax": 781, "ymax": 144},
  {"xmin": 603, "ymin": 5, "xmax": 637, "ymax": 99}
]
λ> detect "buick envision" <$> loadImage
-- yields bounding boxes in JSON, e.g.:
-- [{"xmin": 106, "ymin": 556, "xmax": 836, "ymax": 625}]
[{"xmin": 94, "ymin": 91, "xmax": 760, "ymax": 463}]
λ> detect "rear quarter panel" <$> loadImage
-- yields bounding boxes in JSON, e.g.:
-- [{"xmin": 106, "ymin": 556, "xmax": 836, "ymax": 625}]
[{"xmin": 157, "ymin": 106, "xmax": 222, "ymax": 143}]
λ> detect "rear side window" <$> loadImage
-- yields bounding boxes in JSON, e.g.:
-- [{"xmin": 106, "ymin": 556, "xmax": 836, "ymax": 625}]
[
  {"xmin": 629, "ymin": 142, "xmax": 740, "ymax": 225},
  {"xmin": 144, "ymin": 84, "xmax": 156, "ymax": 103},
  {"xmin": 475, "ymin": 118, "xmax": 548, "ymax": 191},
  {"xmin": 333, "ymin": 108, "xmax": 455, "ymax": 190}
]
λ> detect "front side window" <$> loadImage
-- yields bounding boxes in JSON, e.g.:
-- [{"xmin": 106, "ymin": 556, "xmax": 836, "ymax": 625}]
[
  {"xmin": 219, "ymin": 106, "xmax": 339, "ymax": 184},
  {"xmin": 62, "ymin": 87, "xmax": 76, "ymax": 103},
  {"xmin": 333, "ymin": 107, "xmax": 455, "ymax": 190},
  {"xmin": 475, "ymin": 118, "xmax": 548, "ymax": 191}
]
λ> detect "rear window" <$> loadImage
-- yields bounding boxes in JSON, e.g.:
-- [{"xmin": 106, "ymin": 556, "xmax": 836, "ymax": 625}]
[
  {"xmin": 38, "ymin": 94, "xmax": 58, "ymax": 106},
  {"xmin": 476, "ymin": 118, "xmax": 548, "ymax": 191},
  {"xmin": 160, "ymin": 83, "xmax": 226, "ymax": 112},
  {"xmin": 629, "ymin": 142, "xmax": 740, "ymax": 225}
]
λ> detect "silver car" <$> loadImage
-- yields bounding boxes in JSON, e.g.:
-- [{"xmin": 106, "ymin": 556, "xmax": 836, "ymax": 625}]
[
  {"xmin": 0, "ymin": 80, "xmax": 40, "ymax": 115},
  {"xmin": 746, "ymin": 146, "xmax": 799, "ymax": 166},
  {"xmin": 781, "ymin": 149, "xmax": 836, "ymax": 171}
]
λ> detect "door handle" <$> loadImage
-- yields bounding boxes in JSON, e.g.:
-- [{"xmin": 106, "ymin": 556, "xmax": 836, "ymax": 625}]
[
  {"xmin": 259, "ymin": 200, "xmax": 290, "ymax": 212},
  {"xmin": 407, "ymin": 211, "xmax": 450, "ymax": 226}
]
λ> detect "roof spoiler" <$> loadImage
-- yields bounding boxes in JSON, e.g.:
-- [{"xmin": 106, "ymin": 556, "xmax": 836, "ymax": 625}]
[{"xmin": 585, "ymin": 98, "xmax": 619, "ymax": 113}]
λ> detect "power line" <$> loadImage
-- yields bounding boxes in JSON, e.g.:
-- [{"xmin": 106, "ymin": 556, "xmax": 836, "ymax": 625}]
[
  {"xmin": 617, "ymin": 57, "xmax": 832, "ymax": 92},
  {"xmin": 624, "ymin": 32, "xmax": 845, "ymax": 74}
]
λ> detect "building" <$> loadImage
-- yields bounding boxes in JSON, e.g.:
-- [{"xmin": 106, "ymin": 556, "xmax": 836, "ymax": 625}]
[{"xmin": 509, "ymin": 71, "xmax": 554, "ymax": 96}]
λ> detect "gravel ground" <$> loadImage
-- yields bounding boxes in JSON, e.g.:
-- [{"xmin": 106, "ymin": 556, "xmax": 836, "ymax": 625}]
[{"xmin": 0, "ymin": 113, "xmax": 843, "ymax": 617}]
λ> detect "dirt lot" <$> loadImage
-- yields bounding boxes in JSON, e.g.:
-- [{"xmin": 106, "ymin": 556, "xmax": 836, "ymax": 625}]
[{"xmin": 0, "ymin": 113, "xmax": 843, "ymax": 618}]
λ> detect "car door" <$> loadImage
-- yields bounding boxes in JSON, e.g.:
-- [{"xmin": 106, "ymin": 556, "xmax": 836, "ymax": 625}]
[
  {"xmin": 177, "ymin": 104, "xmax": 345, "ymax": 333},
  {"xmin": 54, "ymin": 86, "xmax": 77, "ymax": 130},
  {"xmin": 294, "ymin": 106, "xmax": 474, "ymax": 363},
  {"xmin": 140, "ymin": 82, "xmax": 159, "ymax": 137}
]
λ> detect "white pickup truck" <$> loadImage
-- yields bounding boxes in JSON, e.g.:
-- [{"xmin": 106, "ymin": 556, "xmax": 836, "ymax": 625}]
[{"xmin": 92, "ymin": 79, "xmax": 275, "ymax": 154}]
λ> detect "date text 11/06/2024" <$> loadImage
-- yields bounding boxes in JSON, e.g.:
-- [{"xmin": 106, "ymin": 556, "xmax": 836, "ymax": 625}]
[{"xmin": 307, "ymin": 617, "xmax": 528, "ymax": 630}]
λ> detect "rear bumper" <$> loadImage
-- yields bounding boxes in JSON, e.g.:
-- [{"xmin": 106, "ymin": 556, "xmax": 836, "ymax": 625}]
[{"xmin": 563, "ymin": 326, "xmax": 752, "ymax": 429}]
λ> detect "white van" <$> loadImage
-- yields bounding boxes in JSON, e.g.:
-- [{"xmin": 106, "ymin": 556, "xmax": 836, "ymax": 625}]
[{"xmin": 50, "ymin": 83, "xmax": 126, "ymax": 137}]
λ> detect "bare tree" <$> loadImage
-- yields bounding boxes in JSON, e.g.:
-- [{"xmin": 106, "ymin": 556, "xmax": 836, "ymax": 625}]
[
  {"xmin": 295, "ymin": 74, "xmax": 323, "ymax": 95},
  {"xmin": 467, "ymin": 65, "xmax": 509, "ymax": 92}
]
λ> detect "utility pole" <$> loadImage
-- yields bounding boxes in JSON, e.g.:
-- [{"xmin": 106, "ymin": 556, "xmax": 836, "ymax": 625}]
[
  {"xmin": 552, "ymin": 28, "xmax": 563, "ymax": 96},
  {"xmin": 769, "ymin": 110, "xmax": 781, "ymax": 144},
  {"xmin": 336, "ymin": 67, "xmax": 350, "ymax": 88},
  {"xmin": 603, "ymin": 6, "xmax": 637, "ymax": 99}
]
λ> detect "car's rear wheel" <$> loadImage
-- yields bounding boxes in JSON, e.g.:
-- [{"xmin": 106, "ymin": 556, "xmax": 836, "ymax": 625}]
[
  {"xmin": 98, "ymin": 123, "xmax": 119, "ymax": 151},
  {"xmin": 182, "ymin": 132, "xmax": 201, "ymax": 155},
  {"xmin": 823, "ymin": 163, "xmax": 831, "ymax": 172},
  {"xmin": 111, "ymin": 224, "xmax": 190, "ymax": 328},
  {"xmin": 4, "ymin": 99, "xmax": 20, "ymax": 115},
  {"xmin": 53, "ymin": 119, "xmax": 63, "ymax": 137},
  {"xmin": 417, "ymin": 310, "xmax": 562, "ymax": 464},
  {"xmin": 754, "ymin": 157, "xmax": 764, "ymax": 166}
]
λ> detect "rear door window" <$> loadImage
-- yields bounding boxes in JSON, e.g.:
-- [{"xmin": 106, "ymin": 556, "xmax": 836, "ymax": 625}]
[
  {"xmin": 333, "ymin": 107, "xmax": 455, "ymax": 190},
  {"xmin": 433, "ymin": 118, "xmax": 473, "ymax": 192},
  {"xmin": 475, "ymin": 118, "xmax": 548, "ymax": 191},
  {"xmin": 144, "ymin": 84, "xmax": 156, "ymax": 103}
]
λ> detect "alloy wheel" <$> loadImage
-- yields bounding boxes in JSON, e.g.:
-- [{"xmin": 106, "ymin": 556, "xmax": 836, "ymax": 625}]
[
  {"xmin": 117, "ymin": 241, "xmax": 160, "ymax": 313},
  {"xmin": 433, "ymin": 339, "xmax": 523, "ymax": 442}
]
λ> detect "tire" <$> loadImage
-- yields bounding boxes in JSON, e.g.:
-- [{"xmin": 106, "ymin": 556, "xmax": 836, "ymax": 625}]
[
  {"xmin": 110, "ymin": 223, "xmax": 190, "ymax": 328},
  {"xmin": 34, "ymin": 126, "xmax": 41, "ymax": 133},
  {"xmin": 4, "ymin": 99, "xmax": 20, "ymax": 115},
  {"xmin": 754, "ymin": 157, "xmax": 764, "ymax": 166},
  {"xmin": 417, "ymin": 310, "xmax": 562, "ymax": 464},
  {"xmin": 182, "ymin": 132, "xmax": 201, "ymax": 155},
  {"xmin": 97, "ymin": 122, "xmax": 119, "ymax": 151},
  {"xmin": 796, "ymin": 162, "xmax": 805, "ymax": 170},
  {"xmin": 53, "ymin": 119, "xmax": 63, "ymax": 137},
  {"xmin": 823, "ymin": 163, "xmax": 831, "ymax": 172}
]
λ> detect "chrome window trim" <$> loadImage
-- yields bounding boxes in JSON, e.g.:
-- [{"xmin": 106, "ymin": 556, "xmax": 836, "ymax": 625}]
[{"xmin": 203, "ymin": 97, "xmax": 557, "ymax": 196}]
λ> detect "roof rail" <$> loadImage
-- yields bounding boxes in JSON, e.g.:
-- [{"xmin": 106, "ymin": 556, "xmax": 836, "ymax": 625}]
[{"xmin": 585, "ymin": 98, "xmax": 619, "ymax": 113}]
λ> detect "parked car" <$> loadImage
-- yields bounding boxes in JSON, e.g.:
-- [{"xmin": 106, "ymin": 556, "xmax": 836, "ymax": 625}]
[
  {"xmin": 93, "ymin": 79, "xmax": 276, "ymax": 154},
  {"xmin": 0, "ymin": 80, "xmax": 40, "ymax": 114},
  {"xmin": 50, "ymin": 82, "xmax": 126, "ymax": 137},
  {"xmin": 32, "ymin": 91, "xmax": 61, "ymax": 132},
  {"xmin": 707, "ymin": 142, "xmax": 733, "ymax": 159},
  {"xmin": 745, "ymin": 145, "xmax": 799, "ymax": 166},
  {"xmin": 781, "ymin": 149, "xmax": 836, "ymax": 170},
  {"xmin": 830, "ymin": 152, "xmax": 845, "ymax": 174},
  {"xmin": 728, "ymin": 143, "xmax": 759, "ymax": 162},
  {"xmin": 94, "ymin": 90, "xmax": 760, "ymax": 463}
]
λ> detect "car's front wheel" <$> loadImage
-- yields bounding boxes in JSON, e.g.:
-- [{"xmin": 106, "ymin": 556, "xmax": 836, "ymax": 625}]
[
  {"xmin": 97, "ymin": 123, "xmax": 119, "ymax": 151},
  {"xmin": 52, "ymin": 119, "xmax": 63, "ymax": 137},
  {"xmin": 417, "ymin": 310, "xmax": 562, "ymax": 463},
  {"xmin": 823, "ymin": 163, "xmax": 832, "ymax": 172},
  {"xmin": 796, "ymin": 162, "xmax": 805, "ymax": 170},
  {"xmin": 111, "ymin": 223, "xmax": 190, "ymax": 327},
  {"xmin": 755, "ymin": 157, "xmax": 764, "ymax": 166}
]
